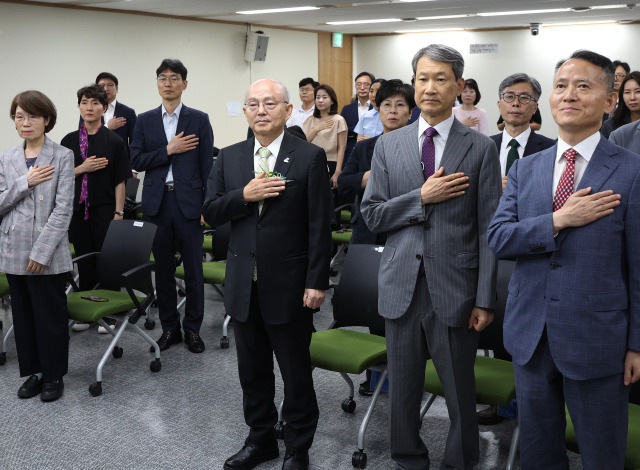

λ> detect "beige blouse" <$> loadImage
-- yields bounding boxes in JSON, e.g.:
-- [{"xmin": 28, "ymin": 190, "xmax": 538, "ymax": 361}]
[{"xmin": 302, "ymin": 114, "xmax": 348, "ymax": 163}]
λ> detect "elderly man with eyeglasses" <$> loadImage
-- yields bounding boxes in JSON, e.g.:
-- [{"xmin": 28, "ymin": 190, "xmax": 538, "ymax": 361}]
[
  {"xmin": 491, "ymin": 73, "xmax": 556, "ymax": 192},
  {"xmin": 130, "ymin": 58, "xmax": 214, "ymax": 354}
]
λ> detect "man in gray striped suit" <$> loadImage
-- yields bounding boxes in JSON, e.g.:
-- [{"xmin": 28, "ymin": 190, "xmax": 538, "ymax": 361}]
[{"xmin": 361, "ymin": 44, "xmax": 502, "ymax": 470}]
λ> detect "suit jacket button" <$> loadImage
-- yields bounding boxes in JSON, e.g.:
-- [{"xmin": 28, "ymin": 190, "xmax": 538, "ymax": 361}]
[
  {"xmin": 38, "ymin": 226, "xmax": 43, "ymax": 231},
  {"xmin": 416, "ymin": 254, "xmax": 422, "ymax": 260},
  {"xmin": 409, "ymin": 217, "xmax": 418, "ymax": 224},
  {"xmin": 256, "ymin": 224, "xmax": 261, "ymax": 230},
  {"xmin": 550, "ymin": 262, "xmax": 558, "ymax": 269},
  {"xmin": 38, "ymin": 195, "xmax": 44, "ymax": 201},
  {"xmin": 10, "ymin": 225, "xmax": 14, "ymax": 231}
]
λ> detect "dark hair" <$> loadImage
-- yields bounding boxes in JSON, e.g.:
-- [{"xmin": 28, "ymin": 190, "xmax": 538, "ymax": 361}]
[
  {"xmin": 555, "ymin": 50, "xmax": 615, "ymax": 92},
  {"xmin": 613, "ymin": 60, "xmax": 631, "ymax": 75},
  {"xmin": 355, "ymin": 71, "xmax": 375, "ymax": 83},
  {"xmin": 313, "ymin": 84, "xmax": 339, "ymax": 117},
  {"xmin": 498, "ymin": 73, "xmax": 542, "ymax": 100},
  {"xmin": 10, "ymin": 90, "xmax": 57, "ymax": 133},
  {"xmin": 156, "ymin": 59, "xmax": 188, "ymax": 80},
  {"xmin": 76, "ymin": 84, "xmax": 109, "ymax": 107},
  {"xmin": 371, "ymin": 78, "xmax": 386, "ymax": 88},
  {"xmin": 95, "ymin": 72, "xmax": 118, "ymax": 86},
  {"xmin": 611, "ymin": 71, "xmax": 640, "ymax": 129},
  {"xmin": 375, "ymin": 79, "xmax": 416, "ymax": 110},
  {"xmin": 298, "ymin": 77, "xmax": 319, "ymax": 88},
  {"xmin": 459, "ymin": 78, "xmax": 481, "ymax": 105},
  {"xmin": 412, "ymin": 44, "xmax": 464, "ymax": 80}
]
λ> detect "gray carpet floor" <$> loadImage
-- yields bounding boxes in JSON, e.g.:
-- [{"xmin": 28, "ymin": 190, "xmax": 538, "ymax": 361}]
[{"xmin": 0, "ymin": 275, "xmax": 583, "ymax": 470}]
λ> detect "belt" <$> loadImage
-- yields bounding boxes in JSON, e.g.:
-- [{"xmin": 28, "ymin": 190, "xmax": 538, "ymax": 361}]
[{"xmin": 164, "ymin": 183, "xmax": 175, "ymax": 192}]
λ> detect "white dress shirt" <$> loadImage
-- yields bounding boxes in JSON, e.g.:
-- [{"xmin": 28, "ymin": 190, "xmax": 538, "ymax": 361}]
[
  {"xmin": 418, "ymin": 113, "xmax": 455, "ymax": 171},
  {"xmin": 286, "ymin": 105, "xmax": 315, "ymax": 129},
  {"xmin": 162, "ymin": 102, "xmax": 182, "ymax": 184},
  {"xmin": 552, "ymin": 132, "xmax": 600, "ymax": 198},
  {"xmin": 358, "ymin": 100, "xmax": 371, "ymax": 119},
  {"xmin": 253, "ymin": 131, "xmax": 284, "ymax": 174},
  {"xmin": 499, "ymin": 127, "xmax": 531, "ymax": 177},
  {"xmin": 103, "ymin": 100, "xmax": 117, "ymax": 128}
]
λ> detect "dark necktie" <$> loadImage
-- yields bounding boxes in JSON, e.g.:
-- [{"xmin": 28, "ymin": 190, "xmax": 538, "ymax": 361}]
[
  {"xmin": 505, "ymin": 138, "xmax": 519, "ymax": 175},
  {"xmin": 421, "ymin": 127, "xmax": 438, "ymax": 180},
  {"xmin": 553, "ymin": 149, "xmax": 577, "ymax": 211}
]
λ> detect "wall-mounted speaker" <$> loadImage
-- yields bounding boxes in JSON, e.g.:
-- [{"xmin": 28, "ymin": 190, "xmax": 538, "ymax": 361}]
[{"xmin": 245, "ymin": 31, "xmax": 269, "ymax": 62}]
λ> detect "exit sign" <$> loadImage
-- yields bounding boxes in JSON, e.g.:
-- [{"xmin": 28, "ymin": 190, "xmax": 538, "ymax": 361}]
[{"xmin": 332, "ymin": 32, "xmax": 343, "ymax": 48}]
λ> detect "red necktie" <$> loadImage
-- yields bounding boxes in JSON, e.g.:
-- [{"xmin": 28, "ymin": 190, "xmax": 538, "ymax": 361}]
[
  {"xmin": 553, "ymin": 149, "xmax": 577, "ymax": 211},
  {"xmin": 421, "ymin": 127, "xmax": 438, "ymax": 180}
]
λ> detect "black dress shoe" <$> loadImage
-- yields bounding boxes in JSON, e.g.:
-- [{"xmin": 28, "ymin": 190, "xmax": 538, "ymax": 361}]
[
  {"xmin": 477, "ymin": 405, "xmax": 504, "ymax": 425},
  {"xmin": 18, "ymin": 375, "xmax": 43, "ymax": 399},
  {"xmin": 184, "ymin": 329, "xmax": 205, "ymax": 353},
  {"xmin": 282, "ymin": 449, "xmax": 309, "ymax": 470},
  {"xmin": 150, "ymin": 329, "xmax": 182, "ymax": 352},
  {"xmin": 41, "ymin": 378, "xmax": 64, "ymax": 402},
  {"xmin": 358, "ymin": 379, "xmax": 373, "ymax": 396},
  {"xmin": 223, "ymin": 443, "xmax": 279, "ymax": 470}
]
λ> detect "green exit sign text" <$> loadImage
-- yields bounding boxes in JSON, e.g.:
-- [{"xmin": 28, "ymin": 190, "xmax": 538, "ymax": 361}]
[{"xmin": 332, "ymin": 32, "xmax": 343, "ymax": 48}]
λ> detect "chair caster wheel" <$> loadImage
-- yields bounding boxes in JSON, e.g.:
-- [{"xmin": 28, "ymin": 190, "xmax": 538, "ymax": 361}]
[
  {"xmin": 144, "ymin": 319, "xmax": 155, "ymax": 330},
  {"xmin": 150, "ymin": 359, "xmax": 161, "ymax": 372},
  {"xmin": 112, "ymin": 346, "xmax": 123, "ymax": 358},
  {"xmin": 89, "ymin": 382, "xmax": 102, "ymax": 397},
  {"xmin": 0, "ymin": 352, "xmax": 6, "ymax": 366},
  {"xmin": 274, "ymin": 422, "xmax": 285, "ymax": 439},
  {"xmin": 342, "ymin": 398, "xmax": 356, "ymax": 413},
  {"xmin": 352, "ymin": 450, "xmax": 367, "ymax": 468},
  {"xmin": 220, "ymin": 337, "xmax": 230, "ymax": 349}
]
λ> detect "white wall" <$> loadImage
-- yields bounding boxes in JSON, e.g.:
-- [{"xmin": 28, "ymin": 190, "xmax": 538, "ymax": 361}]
[
  {"xmin": 0, "ymin": 3, "xmax": 318, "ymax": 150},
  {"xmin": 355, "ymin": 24, "xmax": 640, "ymax": 139}
]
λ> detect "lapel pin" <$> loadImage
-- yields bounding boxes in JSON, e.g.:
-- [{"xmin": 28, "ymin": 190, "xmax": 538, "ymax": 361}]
[{"xmin": 284, "ymin": 157, "xmax": 290, "ymax": 163}]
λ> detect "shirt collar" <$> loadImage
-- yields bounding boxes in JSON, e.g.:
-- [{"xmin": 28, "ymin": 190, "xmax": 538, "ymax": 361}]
[
  {"xmin": 556, "ymin": 131, "xmax": 600, "ymax": 163},
  {"xmin": 254, "ymin": 131, "xmax": 285, "ymax": 158},
  {"xmin": 108, "ymin": 100, "xmax": 117, "ymax": 112},
  {"xmin": 502, "ymin": 127, "xmax": 531, "ymax": 149},
  {"xmin": 418, "ymin": 113, "xmax": 455, "ymax": 141},
  {"xmin": 162, "ymin": 102, "xmax": 183, "ymax": 118}
]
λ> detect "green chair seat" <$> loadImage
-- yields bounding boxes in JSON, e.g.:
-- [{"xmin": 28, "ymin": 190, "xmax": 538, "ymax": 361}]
[
  {"xmin": 202, "ymin": 235, "xmax": 213, "ymax": 254},
  {"xmin": 340, "ymin": 210, "xmax": 352, "ymax": 225},
  {"xmin": 67, "ymin": 289, "xmax": 145, "ymax": 322},
  {"xmin": 310, "ymin": 329, "xmax": 387, "ymax": 374},
  {"xmin": 0, "ymin": 273, "xmax": 9, "ymax": 298},
  {"xmin": 424, "ymin": 356, "xmax": 516, "ymax": 406},
  {"xmin": 175, "ymin": 261, "xmax": 226, "ymax": 284},
  {"xmin": 566, "ymin": 403, "xmax": 640, "ymax": 469},
  {"xmin": 332, "ymin": 230, "xmax": 352, "ymax": 245},
  {"xmin": 69, "ymin": 243, "xmax": 76, "ymax": 258}
]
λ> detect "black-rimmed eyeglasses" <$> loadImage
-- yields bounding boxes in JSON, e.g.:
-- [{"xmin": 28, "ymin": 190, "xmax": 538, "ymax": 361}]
[{"xmin": 500, "ymin": 92, "xmax": 536, "ymax": 104}]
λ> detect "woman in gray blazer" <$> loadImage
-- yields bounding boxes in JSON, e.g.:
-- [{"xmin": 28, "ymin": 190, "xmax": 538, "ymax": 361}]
[{"xmin": 0, "ymin": 91, "xmax": 74, "ymax": 402}]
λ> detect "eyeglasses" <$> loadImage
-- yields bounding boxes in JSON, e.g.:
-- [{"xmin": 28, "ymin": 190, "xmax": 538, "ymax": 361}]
[
  {"xmin": 100, "ymin": 83, "xmax": 116, "ymax": 88},
  {"xmin": 12, "ymin": 114, "xmax": 43, "ymax": 123},
  {"xmin": 355, "ymin": 82, "xmax": 371, "ymax": 89},
  {"xmin": 157, "ymin": 75, "xmax": 182, "ymax": 84},
  {"xmin": 299, "ymin": 88, "xmax": 314, "ymax": 93},
  {"xmin": 380, "ymin": 101, "xmax": 408, "ymax": 112},
  {"xmin": 615, "ymin": 73, "xmax": 627, "ymax": 79},
  {"xmin": 245, "ymin": 99, "xmax": 288, "ymax": 111},
  {"xmin": 500, "ymin": 92, "xmax": 536, "ymax": 104}
]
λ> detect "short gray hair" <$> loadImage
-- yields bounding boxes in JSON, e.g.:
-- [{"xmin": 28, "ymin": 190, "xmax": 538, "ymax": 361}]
[
  {"xmin": 498, "ymin": 73, "xmax": 543, "ymax": 100},
  {"xmin": 245, "ymin": 79, "xmax": 290, "ymax": 103},
  {"xmin": 411, "ymin": 44, "xmax": 464, "ymax": 80}
]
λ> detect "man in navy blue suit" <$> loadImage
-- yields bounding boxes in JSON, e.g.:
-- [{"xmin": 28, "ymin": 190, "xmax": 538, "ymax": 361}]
[
  {"xmin": 340, "ymin": 71, "xmax": 374, "ymax": 158},
  {"xmin": 130, "ymin": 59, "xmax": 214, "ymax": 353},
  {"xmin": 488, "ymin": 50, "xmax": 640, "ymax": 470}
]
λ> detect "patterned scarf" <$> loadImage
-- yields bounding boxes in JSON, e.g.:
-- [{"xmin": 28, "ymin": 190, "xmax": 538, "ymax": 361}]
[{"xmin": 78, "ymin": 122, "xmax": 101, "ymax": 220}]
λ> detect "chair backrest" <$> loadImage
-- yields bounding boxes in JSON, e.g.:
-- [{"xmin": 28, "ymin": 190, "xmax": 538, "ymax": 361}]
[
  {"xmin": 211, "ymin": 222, "xmax": 231, "ymax": 261},
  {"xmin": 477, "ymin": 259, "xmax": 515, "ymax": 360},
  {"xmin": 96, "ymin": 220, "xmax": 157, "ymax": 293},
  {"xmin": 125, "ymin": 177, "xmax": 140, "ymax": 200},
  {"xmin": 332, "ymin": 243, "xmax": 385, "ymax": 331}
]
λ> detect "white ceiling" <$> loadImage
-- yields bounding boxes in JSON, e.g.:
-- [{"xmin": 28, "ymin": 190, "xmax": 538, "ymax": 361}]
[{"xmin": 18, "ymin": 0, "xmax": 640, "ymax": 34}]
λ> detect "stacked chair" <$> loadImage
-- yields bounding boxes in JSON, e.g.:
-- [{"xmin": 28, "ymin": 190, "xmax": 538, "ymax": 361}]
[
  {"xmin": 329, "ymin": 200, "xmax": 354, "ymax": 276},
  {"xmin": 66, "ymin": 219, "xmax": 160, "ymax": 396}
]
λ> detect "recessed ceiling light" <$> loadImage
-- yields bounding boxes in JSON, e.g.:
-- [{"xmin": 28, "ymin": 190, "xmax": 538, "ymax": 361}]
[
  {"xmin": 591, "ymin": 4, "xmax": 631, "ymax": 9},
  {"xmin": 327, "ymin": 18, "xmax": 402, "ymax": 25},
  {"xmin": 544, "ymin": 20, "xmax": 618, "ymax": 26},
  {"xmin": 415, "ymin": 14, "xmax": 473, "ymax": 20},
  {"xmin": 478, "ymin": 8, "xmax": 569, "ymax": 17},
  {"xmin": 395, "ymin": 28, "xmax": 465, "ymax": 33},
  {"xmin": 237, "ymin": 6, "xmax": 320, "ymax": 15}
]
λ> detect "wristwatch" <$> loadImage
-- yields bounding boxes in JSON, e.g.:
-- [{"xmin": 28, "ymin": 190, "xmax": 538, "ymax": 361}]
[{"xmin": 114, "ymin": 211, "xmax": 124, "ymax": 216}]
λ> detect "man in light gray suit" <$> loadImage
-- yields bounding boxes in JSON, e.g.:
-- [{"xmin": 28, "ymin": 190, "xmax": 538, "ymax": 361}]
[
  {"xmin": 609, "ymin": 119, "xmax": 640, "ymax": 154},
  {"xmin": 361, "ymin": 44, "xmax": 502, "ymax": 470}
]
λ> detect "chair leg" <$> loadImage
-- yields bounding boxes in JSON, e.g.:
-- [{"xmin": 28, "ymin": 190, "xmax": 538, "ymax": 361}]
[
  {"xmin": 97, "ymin": 318, "xmax": 118, "ymax": 337},
  {"xmin": 0, "ymin": 323, "xmax": 14, "ymax": 365},
  {"xmin": 340, "ymin": 372, "xmax": 355, "ymax": 398},
  {"xmin": 357, "ymin": 368, "xmax": 387, "ymax": 450},
  {"xmin": 419, "ymin": 393, "xmax": 437, "ymax": 422},
  {"xmin": 176, "ymin": 280, "xmax": 187, "ymax": 311},
  {"xmin": 96, "ymin": 320, "xmax": 130, "ymax": 383},
  {"xmin": 505, "ymin": 415, "xmax": 520, "ymax": 470},
  {"xmin": 131, "ymin": 322, "xmax": 161, "ymax": 360},
  {"xmin": 220, "ymin": 315, "xmax": 231, "ymax": 349}
]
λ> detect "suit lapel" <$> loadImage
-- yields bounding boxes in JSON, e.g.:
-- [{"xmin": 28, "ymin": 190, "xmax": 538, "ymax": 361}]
[
  {"xmin": 10, "ymin": 144, "xmax": 28, "ymax": 176},
  {"xmin": 240, "ymin": 138, "xmax": 256, "ymax": 188},
  {"xmin": 36, "ymin": 137, "xmax": 55, "ymax": 166},
  {"xmin": 576, "ymin": 137, "xmax": 620, "ymax": 193},
  {"xmin": 176, "ymin": 104, "xmax": 190, "ymax": 136},
  {"xmin": 536, "ymin": 146, "xmax": 556, "ymax": 213},
  {"xmin": 261, "ymin": 133, "xmax": 295, "ymax": 218},
  {"xmin": 153, "ymin": 105, "xmax": 168, "ymax": 145},
  {"xmin": 440, "ymin": 119, "xmax": 471, "ymax": 173}
]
